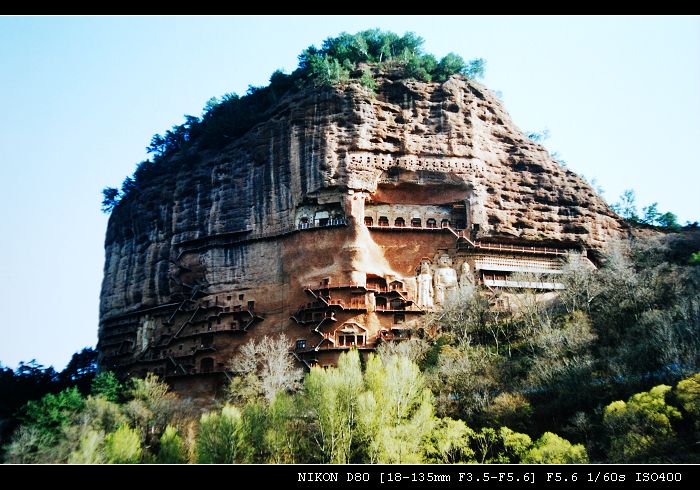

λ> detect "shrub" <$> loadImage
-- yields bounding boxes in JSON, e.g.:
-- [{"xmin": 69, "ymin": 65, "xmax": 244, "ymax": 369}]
[
  {"xmin": 91, "ymin": 371, "xmax": 122, "ymax": 402},
  {"xmin": 522, "ymin": 432, "xmax": 588, "ymax": 463},
  {"xmin": 422, "ymin": 417, "xmax": 474, "ymax": 463},
  {"xmin": 359, "ymin": 68, "xmax": 377, "ymax": 92},
  {"xmin": 675, "ymin": 373, "xmax": 700, "ymax": 430},
  {"xmin": 68, "ymin": 429, "xmax": 105, "ymax": 464},
  {"xmin": 20, "ymin": 387, "xmax": 84, "ymax": 440},
  {"xmin": 104, "ymin": 424, "xmax": 142, "ymax": 464},
  {"xmin": 603, "ymin": 385, "xmax": 681, "ymax": 462},
  {"xmin": 689, "ymin": 251, "xmax": 700, "ymax": 265},
  {"xmin": 3, "ymin": 425, "xmax": 56, "ymax": 463},
  {"xmin": 158, "ymin": 425, "xmax": 186, "ymax": 464}
]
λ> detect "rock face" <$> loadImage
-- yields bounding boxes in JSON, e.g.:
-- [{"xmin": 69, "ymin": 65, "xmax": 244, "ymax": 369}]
[{"xmin": 98, "ymin": 74, "xmax": 626, "ymax": 395}]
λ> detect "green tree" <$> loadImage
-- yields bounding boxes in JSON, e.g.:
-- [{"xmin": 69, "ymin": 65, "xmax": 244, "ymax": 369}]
[
  {"xmin": 500, "ymin": 426, "xmax": 534, "ymax": 462},
  {"xmin": 196, "ymin": 405, "xmax": 246, "ymax": 464},
  {"xmin": 603, "ymin": 385, "xmax": 682, "ymax": 462},
  {"xmin": 657, "ymin": 211, "xmax": 680, "ymax": 230},
  {"xmin": 357, "ymin": 353, "xmax": 434, "ymax": 463},
  {"xmin": 359, "ymin": 68, "xmax": 377, "ymax": 92},
  {"xmin": 123, "ymin": 373, "xmax": 188, "ymax": 448},
  {"xmin": 104, "ymin": 424, "xmax": 142, "ymax": 463},
  {"xmin": 527, "ymin": 129, "xmax": 550, "ymax": 143},
  {"xmin": 689, "ymin": 251, "xmax": 700, "ymax": 266},
  {"xmin": 403, "ymin": 53, "xmax": 436, "ymax": 81},
  {"xmin": 642, "ymin": 202, "xmax": 660, "ymax": 225},
  {"xmin": 68, "ymin": 429, "xmax": 105, "ymax": 464},
  {"xmin": 79, "ymin": 395, "xmax": 126, "ymax": 434},
  {"xmin": 675, "ymin": 373, "xmax": 700, "ymax": 430},
  {"xmin": 121, "ymin": 176, "xmax": 137, "ymax": 195},
  {"xmin": 91, "ymin": 371, "xmax": 122, "ymax": 402},
  {"xmin": 483, "ymin": 393, "xmax": 534, "ymax": 433},
  {"xmin": 101, "ymin": 187, "xmax": 120, "ymax": 213},
  {"xmin": 522, "ymin": 432, "xmax": 588, "ymax": 463},
  {"xmin": 465, "ymin": 58, "xmax": 486, "ymax": 79},
  {"xmin": 20, "ymin": 387, "xmax": 85, "ymax": 440},
  {"xmin": 434, "ymin": 52, "xmax": 467, "ymax": 82},
  {"xmin": 611, "ymin": 189, "xmax": 640, "ymax": 222},
  {"xmin": 203, "ymin": 96, "xmax": 220, "ymax": 113},
  {"xmin": 263, "ymin": 393, "xmax": 304, "ymax": 463},
  {"xmin": 303, "ymin": 349, "xmax": 363, "ymax": 463},
  {"xmin": 471, "ymin": 427, "xmax": 502, "ymax": 463},
  {"xmin": 59, "ymin": 347, "xmax": 98, "ymax": 391},
  {"xmin": 239, "ymin": 402, "xmax": 269, "ymax": 463},
  {"xmin": 472, "ymin": 426, "xmax": 533, "ymax": 463},
  {"xmin": 158, "ymin": 425, "xmax": 186, "ymax": 464},
  {"xmin": 306, "ymin": 54, "xmax": 350, "ymax": 87},
  {"xmin": 422, "ymin": 417, "xmax": 474, "ymax": 463}
]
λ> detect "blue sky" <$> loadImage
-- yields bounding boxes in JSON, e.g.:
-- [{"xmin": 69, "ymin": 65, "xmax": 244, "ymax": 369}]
[{"xmin": 1, "ymin": 16, "xmax": 698, "ymax": 370}]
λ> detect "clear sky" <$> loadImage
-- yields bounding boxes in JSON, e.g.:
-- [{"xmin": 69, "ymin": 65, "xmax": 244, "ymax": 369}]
[{"xmin": 1, "ymin": 16, "xmax": 698, "ymax": 370}]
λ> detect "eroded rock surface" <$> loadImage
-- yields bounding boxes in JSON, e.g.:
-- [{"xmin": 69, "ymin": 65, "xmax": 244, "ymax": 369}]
[{"xmin": 99, "ymin": 74, "xmax": 626, "ymax": 393}]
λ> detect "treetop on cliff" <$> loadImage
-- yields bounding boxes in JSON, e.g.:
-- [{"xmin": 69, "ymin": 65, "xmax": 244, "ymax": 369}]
[{"xmin": 101, "ymin": 29, "xmax": 485, "ymax": 213}]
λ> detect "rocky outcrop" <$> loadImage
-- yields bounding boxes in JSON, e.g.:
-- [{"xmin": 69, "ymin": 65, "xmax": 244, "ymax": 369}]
[{"xmin": 98, "ymin": 73, "xmax": 626, "ymax": 389}]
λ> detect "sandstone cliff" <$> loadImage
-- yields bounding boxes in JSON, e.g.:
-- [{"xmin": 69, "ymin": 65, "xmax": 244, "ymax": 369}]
[{"xmin": 99, "ymin": 72, "xmax": 626, "ymax": 387}]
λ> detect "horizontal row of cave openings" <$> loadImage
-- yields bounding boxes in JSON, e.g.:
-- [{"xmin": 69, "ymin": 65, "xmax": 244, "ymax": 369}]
[{"xmin": 364, "ymin": 216, "xmax": 466, "ymax": 229}]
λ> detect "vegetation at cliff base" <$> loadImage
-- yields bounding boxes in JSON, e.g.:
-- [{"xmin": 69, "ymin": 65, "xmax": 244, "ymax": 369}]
[
  {"xmin": 2, "ymin": 232, "xmax": 699, "ymax": 464},
  {"xmin": 1, "ymin": 352, "xmax": 588, "ymax": 464},
  {"xmin": 101, "ymin": 29, "xmax": 485, "ymax": 213},
  {"xmin": 2, "ymin": 354, "xmax": 696, "ymax": 464}
]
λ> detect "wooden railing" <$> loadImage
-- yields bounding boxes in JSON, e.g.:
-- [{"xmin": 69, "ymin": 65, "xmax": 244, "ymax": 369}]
[
  {"xmin": 305, "ymin": 283, "xmax": 366, "ymax": 290},
  {"xmin": 483, "ymin": 278, "xmax": 565, "ymax": 290},
  {"xmin": 375, "ymin": 305, "xmax": 422, "ymax": 313},
  {"xmin": 177, "ymin": 217, "xmax": 349, "ymax": 260},
  {"xmin": 473, "ymin": 241, "xmax": 569, "ymax": 256},
  {"xmin": 368, "ymin": 222, "xmax": 578, "ymax": 256},
  {"xmin": 297, "ymin": 217, "xmax": 347, "ymax": 230}
]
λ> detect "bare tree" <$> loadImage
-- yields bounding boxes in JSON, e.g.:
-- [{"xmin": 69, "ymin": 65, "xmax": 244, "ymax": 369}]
[
  {"xmin": 558, "ymin": 254, "xmax": 602, "ymax": 315},
  {"xmin": 434, "ymin": 287, "xmax": 493, "ymax": 348},
  {"xmin": 228, "ymin": 334, "xmax": 304, "ymax": 404},
  {"xmin": 376, "ymin": 338, "xmax": 431, "ymax": 365},
  {"xmin": 426, "ymin": 341, "xmax": 500, "ymax": 419}
]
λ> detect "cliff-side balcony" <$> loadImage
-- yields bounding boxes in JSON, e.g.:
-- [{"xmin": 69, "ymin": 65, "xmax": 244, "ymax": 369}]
[
  {"xmin": 474, "ymin": 257, "xmax": 564, "ymax": 275},
  {"xmin": 375, "ymin": 304, "xmax": 423, "ymax": 313},
  {"xmin": 472, "ymin": 241, "xmax": 574, "ymax": 256},
  {"xmin": 482, "ymin": 278, "xmax": 565, "ymax": 290},
  {"xmin": 169, "ymin": 321, "xmax": 255, "ymax": 340},
  {"xmin": 297, "ymin": 217, "xmax": 347, "ymax": 230},
  {"xmin": 291, "ymin": 309, "xmax": 337, "ymax": 325},
  {"xmin": 305, "ymin": 282, "xmax": 367, "ymax": 292}
]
